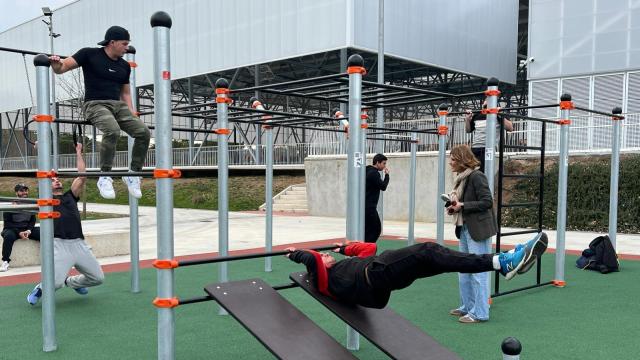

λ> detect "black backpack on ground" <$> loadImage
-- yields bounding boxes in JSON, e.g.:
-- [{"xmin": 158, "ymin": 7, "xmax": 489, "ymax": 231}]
[{"xmin": 576, "ymin": 235, "xmax": 619, "ymax": 274}]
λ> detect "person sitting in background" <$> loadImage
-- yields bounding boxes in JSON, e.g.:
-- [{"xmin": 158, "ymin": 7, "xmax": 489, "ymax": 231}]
[{"xmin": 1, "ymin": 184, "xmax": 41, "ymax": 272}]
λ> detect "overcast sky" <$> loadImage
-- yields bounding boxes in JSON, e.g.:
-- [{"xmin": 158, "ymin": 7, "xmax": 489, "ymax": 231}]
[{"xmin": 0, "ymin": 0, "xmax": 76, "ymax": 33}]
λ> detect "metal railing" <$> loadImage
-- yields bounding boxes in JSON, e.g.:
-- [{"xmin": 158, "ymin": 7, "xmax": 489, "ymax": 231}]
[{"xmin": 1, "ymin": 113, "xmax": 638, "ymax": 171}]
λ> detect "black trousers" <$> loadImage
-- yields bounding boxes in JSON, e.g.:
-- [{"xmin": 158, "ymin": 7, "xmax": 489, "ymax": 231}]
[
  {"xmin": 472, "ymin": 147, "xmax": 486, "ymax": 173},
  {"xmin": 1, "ymin": 227, "xmax": 41, "ymax": 262},
  {"xmin": 367, "ymin": 242, "xmax": 494, "ymax": 292},
  {"xmin": 364, "ymin": 208, "xmax": 382, "ymax": 243}
]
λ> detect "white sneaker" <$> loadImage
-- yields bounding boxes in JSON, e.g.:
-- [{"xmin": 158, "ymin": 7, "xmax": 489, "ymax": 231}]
[
  {"xmin": 97, "ymin": 176, "xmax": 116, "ymax": 199},
  {"xmin": 122, "ymin": 176, "xmax": 142, "ymax": 199},
  {"xmin": 0, "ymin": 261, "xmax": 9, "ymax": 272}
]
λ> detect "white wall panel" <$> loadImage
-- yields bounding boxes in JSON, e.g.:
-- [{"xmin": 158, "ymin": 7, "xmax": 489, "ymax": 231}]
[
  {"xmin": 529, "ymin": 0, "xmax": 640, "ymax": 80},
  {"xmin": 352, "ymin": 0, "xmax": 518, "ymax": 83}
]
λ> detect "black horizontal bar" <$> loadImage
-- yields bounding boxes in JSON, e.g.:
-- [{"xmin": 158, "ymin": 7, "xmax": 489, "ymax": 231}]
[
  {"xmin": 230, "ymin": 73, "xmax": 348, "ymax": 93},
  {"xmin": 227, "ymin": 117, "xmax": 345, "ymax": 133},
  {"xmin": 573, "ymin": 106, "xmax": 624, "ymax": 119},
  {"xmin": 502, "ymin": 174, "xmax": 540, "ymax": 179},
  {"xmin": 500, "ymin": 202, "xmax": 540, "ymax": 208},
  {"xmin": 499, "ymin": 112, "xmax": 560, "ymax": 124},
  {"xmin": 498, "ymin": 229, "xmax": 541, "ymax": 237},
  {"xmin": 177, "ymin": 245, "xmax": 338, "ymax": 267},
  {"xmin": 0, "ymin": 204, "xmax": 40, "ymax": 211},
  {"xmin": 354, "ymin": 79, "xmax": 462, "ymax": 98},
  {"xmin": 228, "ymin": 106, "xmax": 337, "ymax": 122},
  {"xmin": 55, "ymin": 171, "xmax": 154, "ymax": 178},
  {"xmin": 178, "ymin": 295, "xmax": 214, "ymax": 306},
  {"xmin": 259, "ymin": 87, "xmax": 351, "ymax": 105},
  {"xmin": 0, "ymin": 196, "xmax": 38, "ymax": 204},
  {"xmin": 491, "ymin": 281, "xmax": 553, "ymax": 298},
  {"xmin": 0, "ymin": 46, "xmax": 68, "ymax": 58},
  {"xmin": 502, "ymin": 144, "xmax": 543, "ymax": 151},
  {"xmin": 138, "ymin": 101, "xmax": 218, "ymax": 116},
  {"xmin": 499, "ymin": 104, "xmax": 559, "ymax": 112}
]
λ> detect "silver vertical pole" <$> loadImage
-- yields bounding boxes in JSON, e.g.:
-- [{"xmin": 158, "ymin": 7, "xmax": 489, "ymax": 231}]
[
  {"xmin": 216, "ymin": 78, "xmax": 230, "ymax": 315},
  {"xmin": 151, "ymin": 12, "xmax": 175, "ymax": 360},
  {"xmin": 376, "ymin": 0, "xmax": 385, "ymax": 235},
  {"xmin": 407, "ymin": 129, "xmax": 417, "ymax": 245},
  {"xmin": 484, "ymin": 78, "xmax": 500, "ymax": 190},
  {"xmin": 46, "ymin": 14, "xmax": 59, "ymax": 170},
  {"xmin": 346, "ymin": 54, "xmax": 364, "ymax": 351},
  {"xmin": 554, "ymin": 93, "xmax": 572, "ymax": 288},
  {"xmin": 34, "ymin": 54, "xmax": 56, "ymax": 352},
  {"xmin": 609, "ymin": 107, "xmax": 623, "ymax": 249},
  {"xmin": 125, "ymin": 47, "xmax": 140, "ymax": 293},
  {"xmin": 252, "ymin": 98, "xmax": 273, "ymax": 272},
  {"xmin": 436, "ymin": 104, "xmax": 449, "ymax": 245}
]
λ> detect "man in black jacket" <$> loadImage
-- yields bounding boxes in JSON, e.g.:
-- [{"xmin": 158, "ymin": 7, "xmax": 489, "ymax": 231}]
[
  {"xmin": 365, "ymin": 154, "xmax": 389, "ymax": 243},
  {"xmin": 286, "ymin": 236, "xmax": 547, "ymax": 309},
  {"xmin": 1, "ymin": 184, "xmax": 40, "ymax": 272}
]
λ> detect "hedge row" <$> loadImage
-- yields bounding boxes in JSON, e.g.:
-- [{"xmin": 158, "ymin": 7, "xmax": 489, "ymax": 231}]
[{"xmin": 500, "ymin": 155, "xmax": 640, "ymax": 233}]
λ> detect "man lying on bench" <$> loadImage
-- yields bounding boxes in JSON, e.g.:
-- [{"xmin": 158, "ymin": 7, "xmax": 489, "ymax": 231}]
[{"xmin": 285, "ymin": 236, "xmax": 548, "ymax": 309}]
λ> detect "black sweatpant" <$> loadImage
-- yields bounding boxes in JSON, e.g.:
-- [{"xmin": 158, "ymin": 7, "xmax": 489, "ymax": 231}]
[
  {"xmin": 1, "ymin": 227, "xmax": 41, "ymax": 262},
  {"xmin": 364, "ymin": 207, "xmax": 382, "ymax": 243},
  {"xmin": 366, "ymin": 242, "xmax": 494, "ymax": 292}
]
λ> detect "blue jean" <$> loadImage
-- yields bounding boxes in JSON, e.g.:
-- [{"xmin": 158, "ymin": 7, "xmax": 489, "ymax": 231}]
[{"xmin": 456, "ymin": 224, "xmax": 491, "ymax": 320}]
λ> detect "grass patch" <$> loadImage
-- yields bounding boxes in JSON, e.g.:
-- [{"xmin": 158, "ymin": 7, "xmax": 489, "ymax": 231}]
[{"xmin": 0, "ymin": 175, "xmax": 305, "ymax": 211}]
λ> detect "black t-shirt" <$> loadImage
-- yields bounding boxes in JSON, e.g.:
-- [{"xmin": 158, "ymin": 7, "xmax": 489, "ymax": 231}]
[
  {"xmin": 53, "ymin": 190, "xmax": 84, "ymax": 240},
  {"xmin": 72, "ymin": 47, "xmax": 130, "ymax": 101}
]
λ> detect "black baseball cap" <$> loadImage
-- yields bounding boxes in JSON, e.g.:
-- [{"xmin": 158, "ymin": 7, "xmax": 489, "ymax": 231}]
[
  {"xmin": 14, "ymin": 183, "xmax": 29, "ymax": 192},
  {"xmin": 97, "ymin": 26, "xmax": 130, "ymax": 46}
]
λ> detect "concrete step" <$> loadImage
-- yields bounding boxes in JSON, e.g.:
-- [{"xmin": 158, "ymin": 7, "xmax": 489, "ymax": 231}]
[
  {"xmin": 260, "ymin": 183, "xmax": 308, "ymax": 211},
  {"xmin": 279, "ymin": 194, "xmax": 307, "ymax": 200},
  {"xmin": 273, "ymin": 204, "xmax": 308, "ymax": 211}
]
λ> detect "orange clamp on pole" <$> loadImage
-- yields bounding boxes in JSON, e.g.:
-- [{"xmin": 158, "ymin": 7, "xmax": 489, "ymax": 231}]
[
  {"xmin": 215, "ymin": 88, "xmax": 230, "ymax": 95},
  {"xmin": 557, "ymin": 119, "xmax": 571, "ymax": 125},
  {"xmin": 262, "ymin": 124, "xmax": 273, "ymax": 129},
  {"xmin": 437, "ymin": 111, "xmax": 449, "ymax": 116},
  {"xmin": 153, "ymin": 297, "xmax": 179, "ymax": 308},
  {"xmin": 38, "ymin": 212, "xmax": 61, "ymax": 219},
  {"xmin": 612, "ymin": 116, "xmax": 624, "ymax": 121},
  {"xmin": 215, "ymin": 97, "xmax": 233, "ymax": 104},
  {"xmin": 36, "ymin": 170, "xmax": 57, "ymax": 178},
  {"xmin": 128, "ymin": 61, "xmax": 138, "ymax": 68},
  {"xmin": 481, "ymin": 107, "xmax": 499, "ymax": 115},
  {"xmin": 559, "ymin": 101, "xmax": 574, "ymax": 110},
  {"xmin": 33, "ymin": 114, "xmax": 54, "ymax": 122},
  {"xmin": 214, "ymin": 128, "xmax": 231, "ymax": 135},
  {"xmin": 37, "ymin": 199, "xmax": 61, "ymax": 206},
  {"xmin": 484, "ymin": 89, "xmax": 501, "ymax": 97},
  {"xmin": 552, "ymin": 280, "xmax": 566, "ymax": 287},
  {"xmin": 438, "ymin": 125, "xmax": 448, "ymax": 135},
  {"xmin": 347, "ymin": 66, "xmax": 367, "ymax": 75},
  {"xmin": 361, "ymin": 123, "xmax": 369, "ymax": 129},
  {"xmin": 153, "ymin": 169, "xmax": 182, "ymax": 179},
  {"xmin": 152, "ymin": 259, "xmax": 179, "ymax": 269}
]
